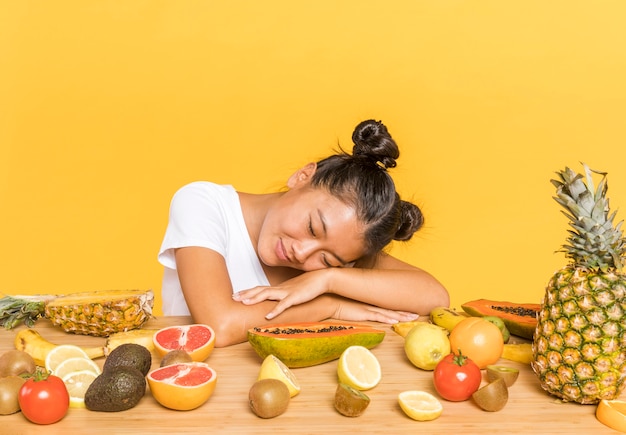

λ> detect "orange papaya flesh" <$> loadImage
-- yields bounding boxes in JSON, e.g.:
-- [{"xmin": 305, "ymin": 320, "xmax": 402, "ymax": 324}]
[
  {"xmin": 461, "ymin": 299, "xmax": 540, "ymax": 340},
  {"xmin": 247, "ymin": 322, "xmax": 385, "ymax": 368}
]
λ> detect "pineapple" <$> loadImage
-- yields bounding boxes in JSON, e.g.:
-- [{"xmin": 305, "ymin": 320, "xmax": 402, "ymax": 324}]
[
  {"xmin": 0, "ymin": 289, "xmax": 154, "ymax": 337},
  {"xmin": 531, "ymin": 164, "xmax": 626, "ymax": 404}
]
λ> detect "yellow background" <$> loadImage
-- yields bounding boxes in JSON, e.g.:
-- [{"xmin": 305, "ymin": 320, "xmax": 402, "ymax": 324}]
[{"xmin": 2, "ymin": 1, "xmax": 626, "ymax": 316}]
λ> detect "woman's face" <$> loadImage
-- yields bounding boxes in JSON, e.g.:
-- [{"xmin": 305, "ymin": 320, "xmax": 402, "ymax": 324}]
[{"xmin": 257, "ymin": 185, "xmax": 366, "ymax": 271}]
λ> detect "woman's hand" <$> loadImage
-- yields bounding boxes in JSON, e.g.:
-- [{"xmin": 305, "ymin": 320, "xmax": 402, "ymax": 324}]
[
  {"xmin": 232, "ymin": 270, "xmax": 330, "ymax": 319},
  {"xmin": 332, "ymin": 298, "xmax": 419, "ymax": 324}
]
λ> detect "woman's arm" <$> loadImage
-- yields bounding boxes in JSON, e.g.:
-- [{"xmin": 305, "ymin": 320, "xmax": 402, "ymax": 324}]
[
  {"xmin": 234, "ymin": 252, "xmax": 449, "ymax": 320},
  {"xmin": 175, "ymin": 247, "xmax": 420, "ymax": 347}
]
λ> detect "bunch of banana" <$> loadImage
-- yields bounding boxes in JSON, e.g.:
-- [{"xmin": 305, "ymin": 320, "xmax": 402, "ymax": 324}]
[
  {"xmin": 501, "ymin": 343, "xmax": 533, "ymax": 364},
  {"xmin": 429, "ymin": 307, "xmax": 467, "ymax": 331},
  {"xmin": 14, "ymin": 329, "xmax": 104, "ymax": 366}
]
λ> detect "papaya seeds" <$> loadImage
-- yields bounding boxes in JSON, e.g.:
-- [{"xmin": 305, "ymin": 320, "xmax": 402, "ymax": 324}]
[
  {"xmin": 472, "ymin": 378, "xmax": 508, "ymax": 412},
  {"xmin": 334, "ymin": 383, "xmax": 370, "ymax": 417},
  {"xmin": 249, "ymin": 379, "xmax": 290, "ymax": 418},
  {"xmin": 486, "ymin": 365, "xmax": 520, "ymax": 387}
]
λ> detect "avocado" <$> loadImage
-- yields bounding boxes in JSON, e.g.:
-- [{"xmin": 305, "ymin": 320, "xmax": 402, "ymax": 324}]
[
  {"xmin": 85, "ymin": 366, "xmax": 146, "ymax": 412},
  {"xmin": 103, "ymin": 343, "xmax": 152, "ymax": 376}
]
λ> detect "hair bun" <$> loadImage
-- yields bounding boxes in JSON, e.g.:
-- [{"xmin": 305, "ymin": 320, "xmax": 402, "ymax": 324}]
[{"xmin": 351, "ymin": 119, "xmax": 399, "ymax": 169}]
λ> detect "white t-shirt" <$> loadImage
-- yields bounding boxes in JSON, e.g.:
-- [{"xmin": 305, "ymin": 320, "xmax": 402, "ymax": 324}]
[{"xmin": 158, "ymin": 182, "xmax": 270, "ymax": 315}]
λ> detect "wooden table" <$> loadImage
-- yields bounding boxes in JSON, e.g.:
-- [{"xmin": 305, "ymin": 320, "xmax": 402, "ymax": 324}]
[{"xmin": 1, "ymin": 316, "xmax": 621, "ymax": 434}]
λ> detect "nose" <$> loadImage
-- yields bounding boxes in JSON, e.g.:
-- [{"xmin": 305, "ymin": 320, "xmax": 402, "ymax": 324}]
[{"xmin": 292, "ymin": 240, "xmax": 318, "ymax": 264}]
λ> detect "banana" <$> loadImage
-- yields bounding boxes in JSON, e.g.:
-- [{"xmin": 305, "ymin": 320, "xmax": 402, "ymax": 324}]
[
  {"xmin": 391, "ymin": 320, "xmax": 423, "ymax": 337},
  {"xmin": 429, "ymin": 307, "xmax": 467, "ymax": 332},
  {"xmin": 14, "ymin": 328, "xmax": 105, "ymax": 366},
  {"xmin": 501, "ymin": 343, "xmax": 533, "ymax": 364},
  {"xmin": 104, "ymin": 328, "xmax": 159, "ymax": 356}
]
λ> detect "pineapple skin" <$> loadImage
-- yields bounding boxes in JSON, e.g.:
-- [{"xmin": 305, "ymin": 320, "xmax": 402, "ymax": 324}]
[
  {"xmin": 531, "ymin": 265, "xmax": 626, "ymax": 404},
  {"xmin": 44, "ymin": 289, "xmax": 154, "ymax": 337}
]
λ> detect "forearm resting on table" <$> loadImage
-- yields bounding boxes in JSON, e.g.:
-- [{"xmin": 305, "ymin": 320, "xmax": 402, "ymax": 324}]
[{"xmin": 326, "ymin": 267, "xmax": 449, "ymax": 315}]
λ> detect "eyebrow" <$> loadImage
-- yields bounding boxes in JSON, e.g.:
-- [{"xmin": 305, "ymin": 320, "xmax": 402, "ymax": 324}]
[{"xmin": 317, "ymin": 209, "xmax": 348, "ymax": 266}]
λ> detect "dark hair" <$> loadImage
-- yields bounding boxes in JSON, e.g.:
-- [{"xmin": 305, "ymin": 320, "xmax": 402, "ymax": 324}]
[{"xmin": 310, "ymin": 119, "xmax": 424, "ymax": 265}]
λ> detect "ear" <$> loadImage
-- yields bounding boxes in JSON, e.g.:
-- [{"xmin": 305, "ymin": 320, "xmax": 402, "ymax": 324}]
[{"xmin": 287, "ymin": 162, "xmax": 317, "ymax": 188}]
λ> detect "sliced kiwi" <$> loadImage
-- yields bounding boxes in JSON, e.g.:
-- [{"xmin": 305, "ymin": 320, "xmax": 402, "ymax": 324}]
[
  {"xmin": 334, "ymin": 383, "xmax": 371, "ymax": 417},
  {"xmin": 486, "ymin": 365, "xmax": 520, "ymax": 387},
  {"xmin": 472, "ymin": 378, "xmax": 508, "ymax": 412}
]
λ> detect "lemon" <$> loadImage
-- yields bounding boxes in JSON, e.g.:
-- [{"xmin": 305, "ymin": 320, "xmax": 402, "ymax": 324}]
[
  {"xmin": 54, "ymin": 356, "xmax": 102, "ymax": 379},
  {"xmin": 596, "ymin": 399, "xmax": 626, "ymax": 432},
  {"xmin": 62, "ymin": 370, "xmax": 99, "ymax": 408},
  {"xmin": 257, "ymin": 354, "xmax": 301, "ymax": 397},
  {"xmin": 404, "ymin": 323, "xmax": 450, "ymax": 370},
  {"xmin": 337, "ymin": 345, "xmax": 381, "ymax": 391},
  {"xmin": 398, "ymin": 390, "xmax": 443, "ymax": 421},
  {"xmin": 45, "ymin": 344, "xmax": 91, "ymax": 373}
]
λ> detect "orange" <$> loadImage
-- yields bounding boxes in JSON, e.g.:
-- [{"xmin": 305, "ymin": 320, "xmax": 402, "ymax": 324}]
[
  {"xmin": 596, "ymin": 399, "xmax": 626, "ymax": 433},
  {"xmin": 147, "ymin": 362, "xmax": 218, "ymax": 411},
  {"xmin": 448, "ymin": 317, "xmax": 504, "ymax": 369},
  {"xmin": 153, "ymin": 324, "xmax": 215, "ymax": 362}
]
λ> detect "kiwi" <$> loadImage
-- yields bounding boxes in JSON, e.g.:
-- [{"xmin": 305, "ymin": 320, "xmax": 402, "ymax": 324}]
[
  {"xmin": 486, "ymin": 365, "xmax": 520, "ymax": 387},
  {"xmin": 249, "ymin": 379, "xmax": 290, "ymax": 419},
  {"xmin": 334, "ymin": 383, "xmax": 370, "ymax": 417},
  {"xmin": 472, "ymin": 378, "xmax": 508, "ymax": 412},
  {"xmin": 0, "ymin": 376, "xmax": 26, "ymax": 415},
  {"xmin": 160, "ymin": 349, "xmax": 193, "ymax": 367},
  {"xmin": 0, "ymin": 350, "xmax": 36, "ymax": 377}
]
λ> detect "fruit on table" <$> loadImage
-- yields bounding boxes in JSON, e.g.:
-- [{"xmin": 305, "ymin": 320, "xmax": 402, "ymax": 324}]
[
  {"xmin": 501, "ymin": 343, "xmax": 533, "ymax": 364},
  {"xmin": 398, "ymin": 390, "xmax": 443, "ymax": 421},
  {"xmin": 257, "ymin": 354, "xmax": 301, "ymax": 397},
  {"xmin": 0, "ymin": 349, "xmax": 36, "ymax": 377},
  {"xmin": 532, "ymin": 165, "xmax": 626, "ymax": 404},
  {"xmin": 429, "ymin": 306, "xmax": 466, "ymax": 331},
  {"xmin": 482, "ymin": 316, "xmax": 510, "ymax": 343},
  {"xmin": 18, "ymin": 368, "xmax": 70, "ymax": 424},
  {"xmin": 15, "ymin": 329, "xmax": 104, "ymax": 366},
  {"xmin": 404, "ymin": 323, "xmax": 450, "ymax": 371},
  {"xmin": 472, "ymin": 378, "xmax": 508, "ymax": 412},
  {"xmin": 448, "ymin": 317, "xmax": 504, "ymax": 369},
  {"xmin": 0, "ymin": 289, "xmax": 154, "ymax": 337},
  {"xmin": 334, "ymin": 383, "xmax": 371, "ymax": 417},
  {"xmin": 160, "ymin": 349, "xmax": 193, "ymax": 367},
  {"xmin": 62, "ymin": 370, "xmax": 99, "ymax": 408},
  {"xmin": 103, "ymin": 343, "xmax": 152, "ymax": 376},
  {"xmin": 596, "ymin": 399, "xmax": 626, "ymax": 433},
  {"xmin": 391, "ymin": 320, "xmax": 422, "ymax": 337},
  {"xmin": 337, "ymin": 345, "xmax": 381, "ymax": 391},
  {"xmin": 147, "ymin": 362, "xmax": 217, "ymax": 411},
  {"xmin": 248, "ymin": 378, "xmax": 290, "ymax": 419},
  {"xmin": 104, "ymin": 328, "xmax": 159, "ymax": 356},
  {"xmin": 433, "ymin": 351, "xmax": 481, "ymax": 402},
  {"xmin": 461, "ymin": 299, "xmax": 540, "ymax": 340},
  {"xmin": 0, "ymin": 375, "xmax": 26, "ymax": 415},
  {"xmin": 247, "ymin": 322, "xmax": 385, "ymax": 368},
  {"xmin": 153, "ymin": 324, "xmax": 215, "ymax": 362},
  {"xmin": 85, "ymin": 366, "xmax": 146, "ymax": 412},
  {"xmin": 486, "ymin": 365, "xmax": 520, "ymax": 387}
]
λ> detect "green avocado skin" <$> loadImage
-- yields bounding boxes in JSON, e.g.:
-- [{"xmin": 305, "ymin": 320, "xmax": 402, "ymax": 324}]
[
  {"xmin": 248, "ymin": 324, "xmax": 385, "ymax": 368},
  {"xmin": 85, "ymin": 366, "xmax": 146, "ymax": 412}
]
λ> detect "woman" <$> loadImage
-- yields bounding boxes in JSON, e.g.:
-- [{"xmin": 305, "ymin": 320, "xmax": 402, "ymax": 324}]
[{"xmin": 158, "ymin": 120, "xmax": 449, "ymax": 346}]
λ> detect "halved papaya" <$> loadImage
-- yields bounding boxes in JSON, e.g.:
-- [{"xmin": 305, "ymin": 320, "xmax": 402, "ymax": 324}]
[
  {"xmin": 461, "ymin": 299, "xmax": 540, "ymax": 339},
  {"xmin": 247, "ymin": 322, "xmax": 385, "ymax": 368}
]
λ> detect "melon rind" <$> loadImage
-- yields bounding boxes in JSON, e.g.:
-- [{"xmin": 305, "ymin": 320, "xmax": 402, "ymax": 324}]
[{"xmin": 247, "ymin": 323, "xmax": 385, "ymax": 368}]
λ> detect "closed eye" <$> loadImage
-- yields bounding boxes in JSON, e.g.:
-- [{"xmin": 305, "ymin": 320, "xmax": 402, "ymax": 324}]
[{"xmin": 308, "ymin": 218, "xmax": 316, "ymax": 237}]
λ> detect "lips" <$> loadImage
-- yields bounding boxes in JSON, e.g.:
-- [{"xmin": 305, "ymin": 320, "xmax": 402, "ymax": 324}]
[{"xmin": 275, "ymin": 238, "xmax": 289, "ymax": 262}]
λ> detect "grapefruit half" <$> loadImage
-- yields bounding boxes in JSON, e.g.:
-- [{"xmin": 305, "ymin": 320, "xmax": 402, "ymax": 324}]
[
  {"xmin": 153, "ymin": 324, "xmax": 215, "ymax": 362},
  {"xmin": 147, "ymin": 362, "xmax": 217, "ymax": 411}
]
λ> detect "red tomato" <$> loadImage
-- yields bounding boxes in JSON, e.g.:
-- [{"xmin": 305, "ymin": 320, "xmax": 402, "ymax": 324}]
[
  {"xmin": 433, "ymin": 351, "xmax": 481, "ymax": 402},
  {"xmin": 18, "ymin": 370, "xmax": 69, "ymax": 425}
]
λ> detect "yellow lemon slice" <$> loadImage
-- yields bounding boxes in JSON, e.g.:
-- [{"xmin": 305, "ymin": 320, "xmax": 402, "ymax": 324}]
[
  {"xmin": 45, "ymin": 344, "xmax": 91, "ymax": 373},
  {"xmin": 337, "ymin": 345, "xmax": 381, "ymax": 391},
  {"xmin": 596, "ymin": 399, "xmax": 626, "ymax": 433},
  {"xmin": 54, "ymin": 356, "xmax": 102, "ymax": 379},
  {"xmin": 258, "ymin": 354, "xmax": 301, "ymax": 397},
  {"xmin": 62, "ymin": 370, "xmax": 99, "ymax": 408},
  {"xmin": 398, "ymin": 390, "xmax": 443, "ymax": 421}
]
